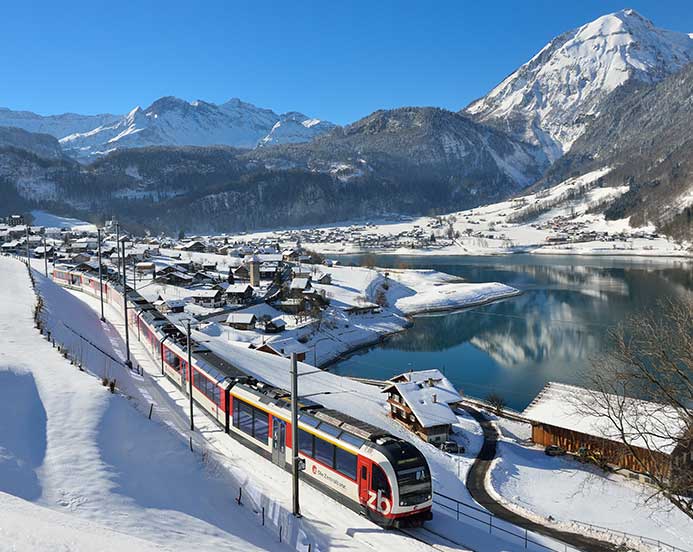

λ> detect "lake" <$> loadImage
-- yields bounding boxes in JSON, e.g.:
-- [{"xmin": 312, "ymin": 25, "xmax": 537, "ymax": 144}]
[{"xmin": 330, "ymin": 254, "xmax": 693, "ymax": 411}]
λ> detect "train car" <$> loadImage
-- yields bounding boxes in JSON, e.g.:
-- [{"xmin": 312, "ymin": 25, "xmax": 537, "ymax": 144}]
[{"xmin": 50, "ymin": 266, "xmax": 433, "ymax": 527}]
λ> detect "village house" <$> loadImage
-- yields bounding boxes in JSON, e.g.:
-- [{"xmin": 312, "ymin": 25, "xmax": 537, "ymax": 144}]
[
  {"xmin": 523, "ymin": 382, "xmax": 692, "ymax": 480},
  {"xmin": 225, "ymin": 283, "xmax": 254, "ymax": 305},
  {"xmin": 383, "ymin": 369, "xmax": 462, "ymax": 444},
  {"xmin": 190, "ymin": 288, "xmax": 225, "ymax": 309},
  {"xmin": 233, "ymin": 264, "xmax": 250, "ymax": 281},
  {"xmin": 226, "ymin": 312, "xmax": 257, "ymax": 330},
  {"xmin": 254, "ymin": 337, "xmax": 309, "ymax": 362},
  {"xmin": 155, "ymin": 297, "xmax": 186, "ymax": 314},
  {"xmin": 255, "ymin": 316, "xmax": 286, "ymax": 333},
  {"xmin": 178, "ymin": 240, "xmax": 206, "ymax": 253},
  {"xmin": 288, "ymin": 277, "xmax": 312, "ymax": 298}
]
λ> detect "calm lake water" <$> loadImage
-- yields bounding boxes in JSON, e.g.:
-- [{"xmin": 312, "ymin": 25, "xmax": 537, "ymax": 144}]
[{"xmin": 330, "ymin": 254, "xmax": 693, "ymax": 411}]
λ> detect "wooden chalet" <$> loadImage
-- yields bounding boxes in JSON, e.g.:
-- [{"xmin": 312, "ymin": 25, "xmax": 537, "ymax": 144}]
[
  {"xmin": 523, "ymin": 382, "xmax": 692, "ymax": 479},
  {"xmin": 383, "ymin": 369, "xmax": 461, "ymax": 444}
]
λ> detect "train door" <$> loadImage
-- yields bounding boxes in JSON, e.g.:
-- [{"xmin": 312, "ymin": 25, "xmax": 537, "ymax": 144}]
[
  {"xmin": 272, "ymin": 419, "xmax": 286, "ymax": 467},
  {"xmin": 357, "ymin": 458, "xmax": 370, "ymax": 506}
]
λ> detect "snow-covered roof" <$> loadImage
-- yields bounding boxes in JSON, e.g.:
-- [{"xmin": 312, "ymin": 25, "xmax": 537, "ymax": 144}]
[
  {"xmin": 385, "ymin": 380, "xmax": 458, "ymax": 429},
  {"xmin": 522, "ymin": 382, "xmax": 687, "ymax": 455},
  {"xmin": 263, "ymin": 336, "xmax": 309, "ymax": 356},
  {"xmin": 389, "ymin": 369, "xmax": 461, "ymax": 405},
  {"xmin": 190, "ymin": 289, "xmax": 222, "ymax": 298},
  {"xmin": 226, "ymin": 283, "xmax": 253, "ymax": 294},
  {"xmin": 290, "ymin": 277, "xmax": 311, "ymax": 290},
  {"xmin": 226, "ymin": 313, "xmax": 257, "ymax": 325}
]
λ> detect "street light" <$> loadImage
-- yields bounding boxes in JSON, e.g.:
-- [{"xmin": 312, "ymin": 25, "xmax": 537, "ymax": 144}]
[{"xmin": 120, "ymin": 236, "xmax": 132, "ymax": 368}]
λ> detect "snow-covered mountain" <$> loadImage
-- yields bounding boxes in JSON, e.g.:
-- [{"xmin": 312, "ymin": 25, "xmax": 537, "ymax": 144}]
[
  {"xmin": 58, "ymin": 97, "xmax": 334, "ymax": 159},
  {"xmin": 465, "ymin": 9, "xmax": 693, "ymax": 160},
  {"xmin": 0, "ymin": 108, "xmax": 119, "ymax": 140},
  {"xmin": 0, "ymin": 97, "xmax": 333, "ymax": 161},
  {"xmin": 259, "ymin": 112, "xmax": 335, "ymax": 147}
]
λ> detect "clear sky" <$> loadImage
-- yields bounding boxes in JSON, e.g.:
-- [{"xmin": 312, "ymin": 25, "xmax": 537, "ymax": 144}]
[{"xmin": 2, "ymin": 1, "xmax": 692, "ymax": 124}]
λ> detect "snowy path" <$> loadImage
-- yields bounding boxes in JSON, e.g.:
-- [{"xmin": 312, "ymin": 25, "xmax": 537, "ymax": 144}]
[{"xmin": 0, "ymin": 257, "xmax": 293, "ymax": 551}]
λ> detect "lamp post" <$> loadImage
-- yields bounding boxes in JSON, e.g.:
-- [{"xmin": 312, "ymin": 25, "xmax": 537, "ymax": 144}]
[
  {"xmin": 290, "ymin": 352, "xmax": 301, "ymax": 518},
  {"xmin": 97, "ymin": 228, "xmax": 105, "ymax": 321},
  {"xmin": 121, "ymin": 237, "xmax": 132, "ymax": 368},
  {"xmin": 187, "ymin": 320, "xmax": 194, "ymax": 431}
]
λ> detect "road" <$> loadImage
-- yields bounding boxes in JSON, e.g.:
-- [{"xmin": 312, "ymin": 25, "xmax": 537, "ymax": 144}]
[{"xmin": 462, "ymin": 406, "xmax": 617, "ymax": 552}]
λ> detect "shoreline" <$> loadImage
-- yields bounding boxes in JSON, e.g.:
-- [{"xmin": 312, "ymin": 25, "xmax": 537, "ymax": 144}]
[{"xmin": 320, "ymin": 287, "xmax": 522, "ymax": 370}]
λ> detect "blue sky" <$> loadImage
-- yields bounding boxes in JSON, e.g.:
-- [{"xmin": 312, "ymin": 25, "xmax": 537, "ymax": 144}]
[{"xmin": 2, "ymin": 1, "xmax": 691, "ymax": 124}]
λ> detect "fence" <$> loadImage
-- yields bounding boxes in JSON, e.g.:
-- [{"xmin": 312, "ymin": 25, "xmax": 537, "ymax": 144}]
[
  {"xmin": 433, "ymin": 491, "xmax": 580, "ymax": 552},
  {"xmin": 569, "ymin": 520, "xmax": 690, "ymax": 552}
]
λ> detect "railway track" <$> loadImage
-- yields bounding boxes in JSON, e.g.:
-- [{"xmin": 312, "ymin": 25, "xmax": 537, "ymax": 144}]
[{"xmin": 398, "ymin": 526, "xmax": 474, "ymax": 552}]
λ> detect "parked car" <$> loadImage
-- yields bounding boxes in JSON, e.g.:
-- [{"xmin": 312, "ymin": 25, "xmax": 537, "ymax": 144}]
[
  {"xmin": 442, "ymin": 441, "xmax": 463, "ymax": 454},
  {"xmin": 544, "ymin": 445, "xmax": 566, "ymax": 457}
]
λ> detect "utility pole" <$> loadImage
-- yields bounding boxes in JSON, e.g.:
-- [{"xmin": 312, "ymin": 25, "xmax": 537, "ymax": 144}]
[
  {"xmin": 187, "ymin": 320, "xmax": 194, "ymax": 431},
  {"xmin": 97, "ymin": 228, "xmax": 105, "ymax": 321},
  {"xmin": 121, "ymin": 238, "xmax": 132, "ymax": 368},
  {"xmin": 115, "ymin": 222, "xmax": 121, "ymax": 281},
  {"xmin": 25, "ymin": 224, "xmax": 30, "ymax": 264},
  {"xmin": 132, "ymin": 256, "xmax": 137, "ymax": 291},
  {"xmin": 42, "ymin": 230, "xmax": 48, "ymax": 277},
  {"xmin": 291, "ymin": 352, "xmax": 302, "ymax": 518}
]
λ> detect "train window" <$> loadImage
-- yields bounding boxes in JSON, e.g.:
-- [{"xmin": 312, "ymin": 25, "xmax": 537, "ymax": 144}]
[
  {"xmin": 314, "ymin": 437, "xmax": 334, "ymax": 467},
  {"xmin": 255, "ymin": 410, "xmax": 269, "ymax": 443},
  {"xmin": 299, "ymin": 429, "xmax": 314, "ymax": 456},
  {"xmin": 371, "ymin": 465, "xmax": 391, "ymax": 499},
  {"xmin": 361, "ymin": 466, "xmax": 368, "ymax": 480},
  {"xmin": 299, "ymin": 415, "xmax": 320, "ymax": 428},
  {"xmin": 317, "ymin": 423, "xmax": 341, "ymax": 438},
  {"xmin": 237, "ymin": 402, "xmax": 254, "ymax": 436},
  {"xmin": 335, "ymin": 447, "xmax": 357, "ymax": 480},
  {"xmin": 339, "ymin": 433, "xmax": 365, "ymax": 449},
  {"xmin": 233, "ymin": 399, "xmax": 269, "ymax": 443}
]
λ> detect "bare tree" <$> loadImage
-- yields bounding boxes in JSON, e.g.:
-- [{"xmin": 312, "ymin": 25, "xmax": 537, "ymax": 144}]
[
  {"xmin": 581, "ymin": 297, "xmax": 692, "ymax": 520},
  {"xmin": 486, "ymin": 392, "xmax": 506, "ymax": 416}
]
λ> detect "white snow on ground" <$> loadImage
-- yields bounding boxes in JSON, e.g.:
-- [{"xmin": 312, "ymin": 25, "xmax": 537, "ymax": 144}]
[
  {"xmin": 30, "ymin": 209, "xmax": 97, "ymax": 231},
  {"xmin": 0, "ymin": 256, "xmax": 291, "ymax": 551},
  {"xmin": 489, "ymin": 416, "xmax": 693, "ymax": 551},
  {"xmin": 41, "ymin": 257, "xmax": 583, "ymax": 552},
  {"xmin": 214, "ymin": 168, "xmax": 691, "ymax": 258}
]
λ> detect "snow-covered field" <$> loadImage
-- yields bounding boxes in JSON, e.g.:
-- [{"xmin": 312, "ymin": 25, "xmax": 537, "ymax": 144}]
[
  {"xmin": 30, "ymin": 209, "xmax": 97, "ymax": 231},
  {"xmin": 0, "ymin": 256, "xmax": 291, "ymax": 551},
  {"xmin": 214, "ymin": 169, "xmax": 691, "ymax": 258},
  {"xmin": 489, "ymin": 416, "xmax": 693, "ymax": 551}
]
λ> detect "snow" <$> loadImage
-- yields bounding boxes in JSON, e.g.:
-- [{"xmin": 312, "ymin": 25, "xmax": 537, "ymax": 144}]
[
  {"xmin": 47, "ymin": 259, "xmax": 578, "ymax": 552},
  {"xmin": 55, "ymin": 96, "xmax": 334, "ymax": 160},
  {"xmin": 489, "ymin": 416, "xmax": 693, "ymax": 551},
  {"xmin": 465, "ymin": 9, "xmax": 693, "ymax": 159},
  {"xmin": 30, "ymin": 210, "xmax": 97, "ymax": 231},
  {"xmin": 522, "ymin": 382, "xmax": 686, "ymax": 455},
  {"xmin": 0, "ymin": 256, "xmax": 292, "ymax": 551},
  {"xmin": 219, "ymin": 167, "xmax": 690, "ymax": 258}
]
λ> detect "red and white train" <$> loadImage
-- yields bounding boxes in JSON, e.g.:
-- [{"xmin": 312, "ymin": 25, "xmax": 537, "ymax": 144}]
[{"xmin": 51, "ymin": 266, "xmax": 433, "ymax": 527}]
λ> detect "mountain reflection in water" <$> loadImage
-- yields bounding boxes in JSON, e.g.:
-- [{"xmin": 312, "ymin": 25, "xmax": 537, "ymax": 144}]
[{"xmin": 331, "ymin": 254, "xmax": 693, "ymax": 410}]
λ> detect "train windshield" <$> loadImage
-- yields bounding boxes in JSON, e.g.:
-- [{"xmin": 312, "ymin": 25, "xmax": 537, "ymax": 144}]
[{"xmin": 396, "ymin": 463, "xmax": 431, "ymax": 505}]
